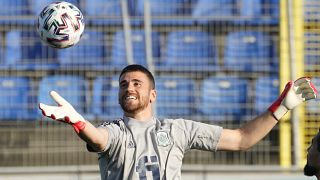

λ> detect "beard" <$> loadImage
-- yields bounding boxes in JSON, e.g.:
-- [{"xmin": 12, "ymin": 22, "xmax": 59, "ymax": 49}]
[
  {"xmin": 119, "ymin": 94, "xmax": 149, "ymax": 114},
  {"xmin": 304, "ymin": 164, "xmax": 319, "ymax": 176}
]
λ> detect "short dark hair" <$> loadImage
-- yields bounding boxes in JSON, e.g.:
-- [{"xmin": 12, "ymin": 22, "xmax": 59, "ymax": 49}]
[{"xmin": 119, "ymin": 64, "xmax": 155, "ymax": 89}]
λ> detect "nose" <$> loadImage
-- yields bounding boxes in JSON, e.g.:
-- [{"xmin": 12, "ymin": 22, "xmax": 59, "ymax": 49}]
[{"xmin": 126, "ymin": 82, "xmax": 135, "ymax": 92}]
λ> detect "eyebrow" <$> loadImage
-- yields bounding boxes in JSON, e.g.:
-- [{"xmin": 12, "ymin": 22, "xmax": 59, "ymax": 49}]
[{"xmin": 120, "ymin": 79, "xmax": 143, "ymax": 84}]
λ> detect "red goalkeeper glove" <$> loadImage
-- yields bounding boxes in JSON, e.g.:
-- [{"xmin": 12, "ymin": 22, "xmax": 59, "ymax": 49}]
[
  {"xmin": 39, "ymin": 91, "xmax": 86, "ymax": 133},
  {"xmin": 268, "ymin": 77, "xmax": 318, "ymax": 120}
]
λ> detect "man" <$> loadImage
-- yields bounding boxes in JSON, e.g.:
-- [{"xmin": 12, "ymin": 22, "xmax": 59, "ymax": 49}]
[
  {"xmin": 304, "ymin": 130, "xmax": 320, "ymax": 179},
  {"xmin": 39, "ymin": 64, "xmax": 317, "ymax": 180}
]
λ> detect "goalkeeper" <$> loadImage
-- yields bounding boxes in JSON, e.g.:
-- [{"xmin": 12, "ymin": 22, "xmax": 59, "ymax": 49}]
[
  {"xmin": 304, "ymin": 130, "xmax": 320, "ymax": 179},
  {"xmin": 39, "ymin": 64, "xmax": 317, "ymax": 180}
]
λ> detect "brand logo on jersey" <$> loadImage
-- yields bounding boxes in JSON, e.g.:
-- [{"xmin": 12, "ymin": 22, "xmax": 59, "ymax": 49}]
[{"xmin": 156, "ymin": 131, "xmax": 171, "ymax": 147}]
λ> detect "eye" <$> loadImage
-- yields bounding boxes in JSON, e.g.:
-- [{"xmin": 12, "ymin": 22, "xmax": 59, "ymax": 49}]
[
  {"xmin": 120, "ymin": 83, "xmax": 127, "ymax": 89},
  {"xmin": 134, "ymin": 82, "xmax": 141, "ymax": 87}
]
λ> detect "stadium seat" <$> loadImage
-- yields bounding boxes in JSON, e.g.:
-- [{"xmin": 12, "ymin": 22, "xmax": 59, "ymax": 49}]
[
  {"xmin": 29, "ymin": 0, "xmax": 80, "ymax": 15},
  {"xmin": 192, "ymin": 0, "xmax": 235, "ymax": 24},
  {"xmin": 155, "ymin": 76, "xmax": 196, "ymax": 118},
  {"xmin": 92, "ymin": 76, "xmax": 123, "ymax": 120},
  {"xmin": 254, "ymin": 76, "xmax": 279, "ymax": 115},
  {"xmin": 305, "ymin": 32, "xmax": 320, "ymax": 72},
  {"xmin": 136, "ymin": 0, "xmax": 193, "ymax": 25},
  {"xmin": 57, "ymin": 30, "xmax": 108, "ymax": 70},
  {"xmin": 5, "ymin": 30, "xmax": 58, "ymax": 70},
  {"xmin": 199, "ymin": 76, "xmax": 249, "ymax": 121},
  {"xmin": 0, "ymin": 0, "xmax": 32, "ymax": 24},
  {"xmin": 37, "ymin": 75, "xmax": 92, "ymax": 120},
  {"xmin": 83, "ymin": 0, "xmax": 135, "ymax": 25},
  {"xmin": 234, "ymin": 0, "xmax": 279, "ymax": 25},
  {"xmin": 160, "ymin": 30, "xmax": 219, "ymax": 71},
  {"xmin": 0, "ymin": 77, "xmax": 36, "ymax": 120},
  {"xmin": 111, "ymin": 30, "xmax": 160, "ymax": 69},
  {"xmin": 223, "ymin": 31, "xmax": 278, "ymax": 72}
]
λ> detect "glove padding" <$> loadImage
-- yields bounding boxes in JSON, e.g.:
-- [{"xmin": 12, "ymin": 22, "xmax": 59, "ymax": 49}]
[
  {"xmin": 39, "ymin": 91, "xmax": 86, "ymax": 133},
  {"xmin": 268, "ymin": 77, "xmax": 318, "ymax": 120}
]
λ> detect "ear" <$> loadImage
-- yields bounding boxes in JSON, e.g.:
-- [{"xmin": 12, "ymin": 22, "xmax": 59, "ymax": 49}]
[{"xmin": 150, "ymin": 89, "xmax": 156, "ymax": 103}]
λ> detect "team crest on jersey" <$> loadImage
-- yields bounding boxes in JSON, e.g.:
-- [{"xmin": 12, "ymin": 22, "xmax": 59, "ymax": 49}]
[{"xmin": 156, "ymin": 131, "xmax": 171, "ymax": 147}]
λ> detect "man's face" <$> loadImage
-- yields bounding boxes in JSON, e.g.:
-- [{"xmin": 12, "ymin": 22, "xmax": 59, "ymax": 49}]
[
  {"xmin": 304, "ymin": 132, "xmax": 320, "ymax": 176},
  {"xmin": 118, "ymin": 71, "xmax": 156, "ymax": 115}
]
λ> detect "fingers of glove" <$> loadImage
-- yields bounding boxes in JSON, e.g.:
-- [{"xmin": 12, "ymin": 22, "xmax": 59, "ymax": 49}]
[
  {"xmin": 50, "ymin": 91, "xmax": 70, "ymax": 106},
  {"xmin": 295, "ymin": 80, "xmax": 318, "ymax": 97},
  {"xmin": 39, "ymin": 103, "xmax": 59, "ymax": 117},
  {"xmin": 294, "ymin": 77, "xmax": 311, "ymax": 87},
  {"xmin": 303, "ymin": 92, "xmax": 317, "ymax": 101}
]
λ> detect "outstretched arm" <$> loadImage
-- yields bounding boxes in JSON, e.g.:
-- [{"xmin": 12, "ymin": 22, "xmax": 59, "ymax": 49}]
[
  {"xmin": 39, "ymin": 91, "xmax": 108, "ymax": 152},
  {"xmin": 217, "ymin": 77, "xmax": 317, "ymax": 151}
]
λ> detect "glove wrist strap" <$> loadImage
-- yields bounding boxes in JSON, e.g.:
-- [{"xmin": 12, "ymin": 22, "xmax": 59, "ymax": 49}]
[
  {"xmin": 72, "ymin": 121, "xmax": 86, "ymax": 134},
  {"xmin": 269, "ymin": 105, "xmax": 288, "ymax": 121}
]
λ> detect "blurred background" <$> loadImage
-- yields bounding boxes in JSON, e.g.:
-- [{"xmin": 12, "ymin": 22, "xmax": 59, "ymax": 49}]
[{"xmin": 0, "ymin": 0, "xmax": 319, "ymax": 179}]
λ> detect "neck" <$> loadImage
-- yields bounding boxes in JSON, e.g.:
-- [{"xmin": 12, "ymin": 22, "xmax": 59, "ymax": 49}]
[
  {"xmin": 124, "ymin": 109, "xmax": 153, "ymax": 121},
  {"xmin": 316, "ymin": 172, "xmax": 320, "ymax": 180}
]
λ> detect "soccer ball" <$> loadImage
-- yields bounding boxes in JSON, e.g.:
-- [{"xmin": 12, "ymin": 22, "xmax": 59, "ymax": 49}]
[{"xmin": 37, "ymin": 1, "xmax": 85, "ymax": 49}]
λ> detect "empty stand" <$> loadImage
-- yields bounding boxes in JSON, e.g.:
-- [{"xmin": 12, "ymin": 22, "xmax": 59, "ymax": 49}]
[
  {"xmin": 192, "ymin": 0, "xmax": 235, "ymax": 24},
  {"xmin": 5, "ymin": 30, "xmax": 58, "ymax": 70},
  {"xmin": 37, "ymin": 75, "xmax": 90, "ymax": 119},
  {"xmin": 92, "ymin": 76, "xmax": 123, "ymax": 120},
  {"xmin": 57, "ymin": 30, "xmax": 108, "ymax": 69},
  {"xmin": 29, "ymin": 0, "xmax": 80, "ymax": 15},
  {"xmin": 305, "ymin": 32, "xmax": 320, "ymax": 72},
  {"xmin": 136, "ymin": 0, "xmax": 193, "ymax": 25},
  {"xmin": 155, "ymin": 76, "xmax": 196, "ymax": 118},
  {"xmin": 0, "ymin": 0, "xmax": 32, "ymax": 24},
  {"xmin": 161, "ymin": 30, "xmax": 218, "ymax": 71},
  {"xmin": 223, "ymin": 31, "xmax": 277, "ymax": 72},
  {"xmin": 254, "ymin": 76, "xmax": 279, "ymax": 115},
  {"xmin": 84, "ymin": 0, "xmax": 134, "ymax": 25},
  {"xmin": 304, "ymin": 0, "xmax": 320, "ymax": 22},
  {"xmin": 111, "ymin": 30, "xmax": 160, "ymax": 68},
  {"xmin": 0, "ymin": 77, "xmax": 36, "ymax": 120},
  {"xmin": 234, "ymin": 0, "xmax": 279, "ymax": 25},
  {"xmin": 199, "ymin": 76, "xmax": 248, "ymax": 121}
]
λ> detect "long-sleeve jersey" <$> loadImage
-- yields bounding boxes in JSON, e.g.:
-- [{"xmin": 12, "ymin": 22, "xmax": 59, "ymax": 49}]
[{"xmin": 94, "ymin": 116, "xmax": 222, "ymax": 180}]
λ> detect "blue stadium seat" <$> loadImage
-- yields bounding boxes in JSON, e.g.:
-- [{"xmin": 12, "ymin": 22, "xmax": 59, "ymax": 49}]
[
  {"xmin": 305, "ymin": 33, "xmax": 320, "ymax": 71},
  {"xmin": 192, "ymin": 0, "xmax": 235, "ymax": 24},
  {"xmin": 136, "ymin": 0, "xmax": 193, "ymax": 25},
  {"xmin": 306, "ymin": 77, "xmax": 320, "ymax": 114},
  {"xmin": 29, "ymin": 0, "xmax": 80, "ymax": 15},
  {"xmin": 255, "ymin": 76, "xmax": 279, "ymax": 115},
  {"xmin": 0, "ymin": 0, "xmax": 32, "ymax": 24},
  {"xmin": 199, "ymin": 76, "xmax": 248, "ymax": 121},
  {"xmin": 160, "ymin": 30, "xmax": 219, "ymax": 71},
  {"xmin": 38, "ymin": 75, "xmax": 92, "ymax": 120},
  {"xmin": 92, "ymin": 76, "xmax": 122, "ymax": 120},
  {"xmin": 5, "ymin": 30, "xmax": 58, "ymax": 70},
  {"xmin": 111, "ymin": 30, "xmax": 160, "ymax": 69},
  {"xmin": 0, "ymin": 77, "xmax": 36, "ymax": 120},
  {"xmin": 83, "ymin": 0, "xmax": 134, "ymax": 25},
  {"xmin": 57, "ymin": 30, "xmax": 108, "ymax": 70},
  {"xmin": 155, "ymin": 76, "xmax": 196, "ymax": 118},
  {"xmin": 234, "ymin": 0, "xmax": 279, "ymax": 25},
  {"xmin": 223, "ymin": 31, "xmax": 278, "ymax": 72}
]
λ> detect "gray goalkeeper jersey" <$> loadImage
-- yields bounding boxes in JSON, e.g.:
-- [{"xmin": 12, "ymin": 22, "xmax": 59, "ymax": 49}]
[{"xmin": 95, "ymin": 116, "xmax": 222, "ymax": 180}]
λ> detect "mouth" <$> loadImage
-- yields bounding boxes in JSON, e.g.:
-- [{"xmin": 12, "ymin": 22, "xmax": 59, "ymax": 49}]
[{"xmin": 124, "ymin": 95, "xmax": 137, "ymax": 101}]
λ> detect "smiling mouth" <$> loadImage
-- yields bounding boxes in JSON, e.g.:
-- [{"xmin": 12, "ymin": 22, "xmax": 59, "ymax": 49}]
[{"xmin": 125, "ymin": 95, "xmax": 137, "ymax": 101}]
